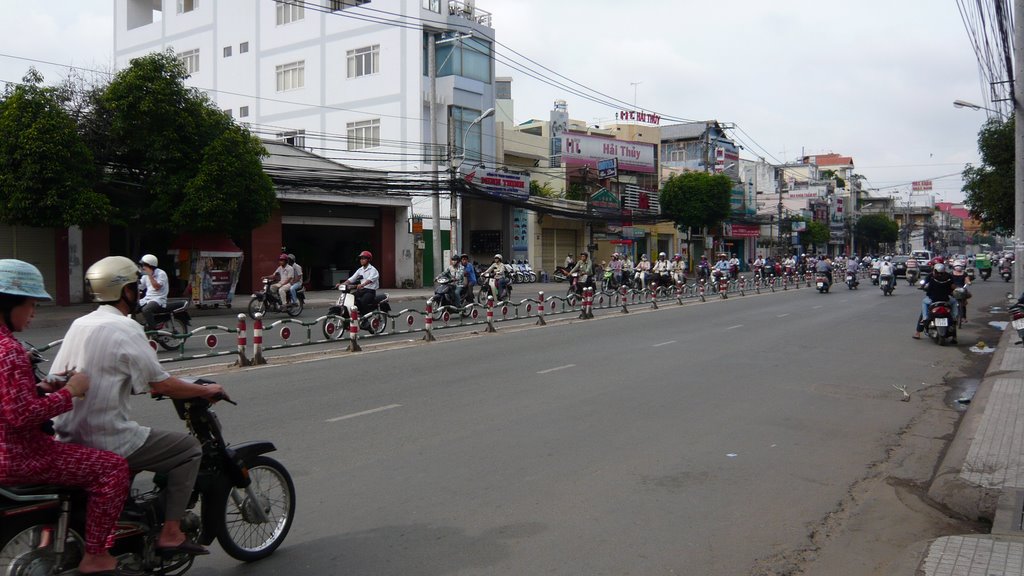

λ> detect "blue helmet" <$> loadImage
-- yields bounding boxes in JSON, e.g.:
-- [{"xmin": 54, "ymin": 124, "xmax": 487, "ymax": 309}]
[{"xmin": 0, "ymin": 259, "xmax": 51, "ymax": 300}]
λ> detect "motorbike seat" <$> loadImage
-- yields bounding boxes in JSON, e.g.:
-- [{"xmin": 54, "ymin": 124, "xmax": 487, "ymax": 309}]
[{"xmin": 166, "ymin": 299, "xmax": 189, "ymax": 313}]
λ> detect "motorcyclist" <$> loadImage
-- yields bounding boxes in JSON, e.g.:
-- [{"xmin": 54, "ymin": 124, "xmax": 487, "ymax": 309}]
[
  {"xmin": 138, "ymin": 253, "xmax": 169, "ymax": 332},
  {"xmin": 951, "ymin": 263, "xmax": 971, "ymax": 322},
  {"xmin": 878, "ymin": 255, "xmax": 896, "ymax": 292},
  {"xmin": 340, "ymin": 251, "xmax": 380, "ymax": 314},
  {"xmin": 264, "ymin": 253, "xmax": 294, "ymax": 307},
  {"xmin": 712, "ymin": 254, "xmax": 730, "ymax": 279},
  {"xmin": 482, "ymin": 254, "xmax": 508, "ymax": 300},
  {"xmin": 846, "ymin": 256, "xmax": 860, "ymax": 287},
  {"xmin": 671, "ymin": 254, "xmax": 687, "ymax": 284},
  {"xmin": 728, "ymin": 254, "xmax": 740, "ymax": 279},
  {"xmin": 635, "ymin": 254, "xmax": 652, "ymax": 287},
  {"xmin": 698, "ymin": 254, "xmax": 711, "ymax": 281},
  {"xmin": 569, "ymin": 251, "xmax": 595, "ymax": 293},
  {"xmin": 460, "ymin": 254, "xmax": 477, "ymax": 289},
  {"xmin": 653, "ymin": 252, "xmax": 671, "ymax": 286},
  {"xmin": 622, "ymin": 253, "xmax": 635, "ymax": 286},
  {"xmin": 287, "ymin": 254, "xmax": 303, "ymax": 307},
  {"xmin": 815, "ymin": 256, "xmax": 833, "ymax": 286},
  {"xmin": 439, "ymin": 254, "xmax": 466, "ymax": 306},
  {"xmin": 54, "ymin": 256, "xmax": 227, "ymax": 557},
  {"xmin": 0, "ymin": 259, "xmax": 130, "ymax": 575},
  {"xmin": 609, "ymin": 253, "xmax": 623, "ymax": 288},
  {"xmin": 914, "ymin": 262, "xmax": 956, "ymax": 340},
  {"xmin": 753, "ymin": 254, "xmax": 765, "ymax": 278}
]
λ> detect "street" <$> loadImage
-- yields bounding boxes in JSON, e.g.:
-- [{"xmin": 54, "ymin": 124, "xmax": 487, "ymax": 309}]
[{"xmin": 125, "ymin": 277, "xmax": 1005, "ymax": 575}]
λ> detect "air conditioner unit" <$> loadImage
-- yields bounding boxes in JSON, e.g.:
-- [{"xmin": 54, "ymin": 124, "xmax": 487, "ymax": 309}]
[{"xmin": 463, "ymin": 0, "xmax": 475, "ymax": 16}]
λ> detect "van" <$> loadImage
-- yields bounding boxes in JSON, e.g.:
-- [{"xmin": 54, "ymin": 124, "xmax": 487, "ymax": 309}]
[{"xmin": 911, "ymin": 250, "xmax": 932, "ymax": 262}]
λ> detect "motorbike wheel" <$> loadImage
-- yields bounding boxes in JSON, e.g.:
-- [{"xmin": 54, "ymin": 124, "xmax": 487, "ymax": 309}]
[
  {"xmin": 215, "ymin": 455, "xmax": 295, "ymax": 562},
  {"xmin": 155, "ymin": 317, "xmax": 190, "ymax": 351},
  {"xmin": 247, "ymin": 298, "xmax": 266, "ymax": 320},
  {"xmin": 286, "ymin": 300, "xmax": 303, "ymax": 317},
  {"xmin": 363, "ymin": 311, "xmax": 388, "ymax": 335},
  {"xmin": 321, "ymin": 316, "xmax": 348, "ymax": 340},
  {"xmin": 0, "ymin": 515, "xmax": 84, "ymax": 575}
]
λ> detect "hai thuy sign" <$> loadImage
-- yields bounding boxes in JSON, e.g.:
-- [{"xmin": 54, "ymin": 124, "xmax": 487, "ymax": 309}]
[
  {"xmin": 463, "ymin": 169, "xmax": 530, "ymax": 200},
  {"xmin": 911, "ymin": 180, "xmax": 932, "ymax": 191}
]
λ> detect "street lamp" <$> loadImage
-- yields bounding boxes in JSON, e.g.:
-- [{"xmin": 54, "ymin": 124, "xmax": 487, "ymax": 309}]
[
  {"xmin": 953, "ymin": 99, "xmax": 1008, "ymax": 118},
  {"xmin": 449, "ymin": 107, "xmax": 495, "ymax": 255}
]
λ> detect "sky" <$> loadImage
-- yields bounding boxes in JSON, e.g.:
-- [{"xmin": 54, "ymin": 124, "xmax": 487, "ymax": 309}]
[{"xmin": 0, "ymin": 0, "xmax": 996, "ymax": 205}]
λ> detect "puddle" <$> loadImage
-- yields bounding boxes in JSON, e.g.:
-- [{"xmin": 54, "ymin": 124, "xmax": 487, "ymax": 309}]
[
  {"xmin": 989, "ymin": 321, "xmax": 1009, "ymax": 331},
  {"xmin": 947, "ymin": 377, "xmax": 980, "ymax": 412}
]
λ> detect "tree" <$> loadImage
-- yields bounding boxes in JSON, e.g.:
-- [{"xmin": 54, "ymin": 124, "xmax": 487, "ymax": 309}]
[
  {"xmin": 802, "ymin": 221, "xmax": 830, "ymax": 249},
  {"xmin": 0, "ymin": 69, "xmax": 111, "ymax": 227},
  {"xmin": 854, "ymin": 214, "xmax": 898, "ymax": 252},
  {"xmin": 529, "ymin": 180, "xmax": 556, "ymax": 198},
  {"xmin": 659, "ymin": 172, "xmax": 732, "ymax": 232},
  {"xmin": 87, "ymin": 50, "xmax": 275, "ymax": 244},
  {"xmin": 962, "ymin": 115, "xmax": 1014, "ymax": 232}
]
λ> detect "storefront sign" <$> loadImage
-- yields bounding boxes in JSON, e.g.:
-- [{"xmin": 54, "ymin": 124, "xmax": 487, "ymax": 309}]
[
  {"xmin": 597, "ymin": 158, "xmax": 618, "ymax": 179},
  {"xmin": 723, "ymin": 223, "xmax": 760, "ymax": 238},
  {"xmin": 912, "ymin": 180, "xmax": 932, "ymax": 191},
  {"xmin": 615, "ymin": 110, "xmax": 662, "ymax": 124},
  {"xmin": 588, "ymin": 187, "xmax": 620, "ymax": 212},
  {"xmin": 464, "ymin": 169, "xmax": 530, "ymax": 200},
  {"xmin": 562, "ymin": 133, "xmax": 656, "ymax": 173}
]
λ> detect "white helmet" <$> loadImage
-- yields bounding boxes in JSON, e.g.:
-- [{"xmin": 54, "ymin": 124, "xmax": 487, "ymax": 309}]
[
  {"xmin": 494, "ymin": 254, "xmax": 503, "ymax": 261},
  {"xmin": 140, "ymin": 254, "xmax": 158, "ymax": 268},
  {"xmin": 933, "ymin": 263, "xmax": 946, "ymax": 274},
  {"xmin": 85, "ymin": 256, "xmax": 140, "ymax": 303}
]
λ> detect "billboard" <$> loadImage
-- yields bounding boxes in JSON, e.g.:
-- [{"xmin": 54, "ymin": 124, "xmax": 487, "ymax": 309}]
[
  {"xmin": 912, "ymin": 180, "xmax": 933, "ymax": 191},
  {"xmin": 463, "ymin": 169, "xmax": 530, "ymax": 200},
  {"xmin": 562, "ymin": 133, "xmax": 656, "ymax": 173}
]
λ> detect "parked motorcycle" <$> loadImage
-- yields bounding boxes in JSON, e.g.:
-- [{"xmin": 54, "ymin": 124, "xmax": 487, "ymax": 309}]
[
  {"xmin": 815, "ymin": 273, "xmax": 831, "ymax": 294},
  {"xmin": 321, "ymin": 282, "xmax": 391, "ymax": 339},
  {"xmin": 0, "ymin": 378, "xmax": 295, "ymax": 575},
  {"xmin": 248, "ymin": 278, "xmax": 304, "ymax": 319},
  {"xmin": 1010, "ymin": 301, "xmax": 1024, "ymax": 345},
  {"xmin": 879, "ymin": 273, "xmax": 895, "ymax": 296},
  {"xmin": 923, "ymin": 300, "xmax": 957, "ymax": 346}
]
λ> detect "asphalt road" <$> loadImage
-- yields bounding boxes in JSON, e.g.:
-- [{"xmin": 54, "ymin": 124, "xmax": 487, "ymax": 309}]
[{"xmin": 124, "ymin": 276, "xmax": 1010, "ymax": 575}]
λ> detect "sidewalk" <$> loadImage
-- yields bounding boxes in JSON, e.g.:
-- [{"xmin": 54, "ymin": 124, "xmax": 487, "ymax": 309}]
[{"xmin": 913, "ymin": 321, "xmax": 1024, "ymax": 575}]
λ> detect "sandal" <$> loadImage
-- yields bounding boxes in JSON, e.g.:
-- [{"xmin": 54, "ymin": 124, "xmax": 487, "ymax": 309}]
[{"xmin": 912, "ymin": 333, "xmax": 921, "ymax": 340}]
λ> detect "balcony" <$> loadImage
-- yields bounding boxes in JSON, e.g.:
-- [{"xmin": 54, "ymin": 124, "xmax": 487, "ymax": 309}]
[{"xmin": 422, "ymin": 0, "xmax": 493, "ymax": 27}]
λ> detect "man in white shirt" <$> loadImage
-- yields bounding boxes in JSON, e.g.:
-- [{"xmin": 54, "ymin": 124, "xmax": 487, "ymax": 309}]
[
  {"xmin": 287, "ymin": 254, "xmax": 303, "ymax": 306},
  {"xmin": 54, "ymin": 256, "xmax": 227, "ymax": 556},
  {"xmin": 138, "ymin": 254, "xmax": 169, "ymax": 332},
  {"xmin": 341, "ymin": 250, "xmax": 379, "ymax": 314},
  {"xmin": 266, "ymin": 253, "xmax": 294, "ymax": 306}
]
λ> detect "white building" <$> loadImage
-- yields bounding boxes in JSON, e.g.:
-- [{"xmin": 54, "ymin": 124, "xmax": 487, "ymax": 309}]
[{"xmin": 115, "ymin": 0, "xmax": 498, "ymax": 285}]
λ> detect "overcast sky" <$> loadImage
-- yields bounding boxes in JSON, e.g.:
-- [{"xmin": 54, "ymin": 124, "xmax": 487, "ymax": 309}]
[{"xmin": 0, "ymin": 0, "xmax": 993, "ymax": 204}]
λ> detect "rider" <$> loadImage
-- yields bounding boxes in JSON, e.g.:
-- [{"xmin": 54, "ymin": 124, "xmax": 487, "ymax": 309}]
[
  {"xmin": 728, "ymin": 254, "xmax": 741, "ymax": 280},
  {"xmin": 569, "ymin": 251, "xmax": 595, "ymax": 293},
  {"xmin": 671, "ymin": 254, "xmax": 687, "ymax": 284},
  {"xmin": 265, "ymin": 253, "xmax": 294, "ymax": 307},
  {"xmin": 712, "ymin": 254, "xmax": 730, "ymax": 279},
  {"xmin": 441, "ymin": 254, "xmax": 466, "ymax": 304},
  {"xmin": 951, "ymin": 263, "xmax": 971, "ymax": 321},
  {"xmin": 879, "ymin": 255, "xmax": 896, "ymax": 291},
  {"xmin": 0, "ymin": 259, "xmax": 130, "ymax": 576},
  {"xmin": 460, "ymin": 254, "xmax": 477, "ymax": 291},
  {"xmin": 846, "ymin": 255, "xmax": 860, "ymax": 286},
  {"xmin": 815, "ymin": 255, "xmax": 834, "ymax": 285},
  {"xmin": 635, "ymin": 254, "xmax": 652, "ymax": 287},
  {"xmin": 482, "ymin": 254, "xmax": 508, "ymax": 299},
  {"xmin": 914, "ymin": 262, "xmax": 956, "ymax": 340},
  {"xmin": 342, "ymin": 250, "xmax": 380, "ymax": 314},
  {"xmin": 53, "ymin": 256, "xmax": 227, "ymax": 557},
  {"xmin": 138, "ymin": 253, "xmax": 169, "ymax": 332},
  {"xmin": 287, "ymin": 254, "xmax": 303, "ymax": 307},
  {"xmin": 609, "ymin": 253, "xmax": 623, "ymax": 288},
  {"xmin": 653, "ymin": 252, "xmax": 671, "ymax": 286}
]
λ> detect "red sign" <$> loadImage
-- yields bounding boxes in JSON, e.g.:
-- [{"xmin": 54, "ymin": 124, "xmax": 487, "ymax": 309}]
[
  {"xmin": 725, "ymin": 223, "xmax": 760, "ymax": 238},
  {"xmin": 912, "ymin": 180, "xmax": 932, "ymax": 191}
]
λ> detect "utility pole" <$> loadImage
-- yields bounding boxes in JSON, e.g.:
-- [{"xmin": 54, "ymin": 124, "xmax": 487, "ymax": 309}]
[
  {"xmin": 1014, "ymin": 0, "xmax": 1023, "ymax": 297},
  {"xmin": 428, "ymin": 32, "xmax": 442, "ymax": 279}
]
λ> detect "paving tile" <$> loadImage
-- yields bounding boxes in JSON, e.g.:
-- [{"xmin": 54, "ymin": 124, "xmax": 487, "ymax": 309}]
[
  {"xmin": 1002, "ymin": 347, "xmax": 1024, "ymax": 372},
  {"xmin": 921, "ymin": 536, "xmax": 1024, "ymax": 575}
]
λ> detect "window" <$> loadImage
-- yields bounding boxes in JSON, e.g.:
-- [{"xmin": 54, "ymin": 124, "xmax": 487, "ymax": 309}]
[
  {"xmin": 178, "ymin": 49, "xmax": 200, "ymax": 74},
  {"xmin": 347, "ymin": 119, "xmax": 380, "ymax": 150},
  {"xmin": 239, "ymin": 41, "xmax": 249, "ymax": 54},
  {"xmin": 239, "ymin": 106, "xmax": 250, "ymax": 118},
  {"xmin": 276, "ymin": 1, "xmax": 304, "ymax": 25},
  {"xmin": 277, "ymin": 130, "xmax": 306, "ymax": 148},
  {"xmin": 347, "ymin": 45, "xmax": 379, "ymax": 78},
  {"xmin": 330, "ymin": 0, "xmax": 370, "ymax": 10},
  {"xmin": 451, "ymin": 107, "xmax": 483, "ymax": 164},
  {"xmin": 223, "ymin": 46, "xmax": 232, "ymax": 58},
  {"xmin": 275, "ymin": 60, "xmax": 305, "ymax": 91},
  {"xmin": 127, "ymin": 0, "xmax": 162, "ymax": 29},
  {"xmin": 223, "ymin": 109, "xmax": 233, "ymax": 118},
  {"xmin": 429, "ymin": 34, "xmax": 492, "ymax": 83},
  {"xmin": 177, "ymin": 0, "xmax": 198, "ymax": 13}
]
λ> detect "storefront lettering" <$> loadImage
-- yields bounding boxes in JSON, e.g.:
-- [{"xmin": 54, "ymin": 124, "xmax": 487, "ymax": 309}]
[{"xmin": 615, "ymin": 110, "xmax": 662, "ymax": 125}]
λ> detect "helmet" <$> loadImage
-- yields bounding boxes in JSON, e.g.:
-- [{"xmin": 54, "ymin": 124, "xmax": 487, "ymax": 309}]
[
  {"xmin": 641, "ymin": 254, "xmax": 649, "ymax": 260},
  {"xmin": 85, "ymin": 256, "xmax": 139, "ymax": 303},
  {"xmin": 933, "ymin": 263, "xmax": 946, "ymax": 274},
  {"xmin": 884, "ymin": 256, "xmax": 891, "ymax": 261},
  {"xmin": 450, "ymin": 254, "xmax": 460, "ymax": 261},
  {"xmin": 659, "ymin": 252, "xmax": 666, "ymax": 258},
  {"xmin": 934, "ymin": 256, "xmax": 945, "ymax": 264},
  {"xmin": 0, "ymin": 259, "xmax": 51, "ymax": 300},
  {"xmin": 674, "ymin": 255, "xmax": 682, "ymax": 261},
  {"xmin": 287, "ymin": 253, "xmax": 296, "ymax": 263},
  {"xmin": 139, "ymin": 254, "xmax": 158, "ymax": 268},
  {"xmin": 358, "ymin": 250, "xmax": 372, "ymax": 260},
  {"xmin": 278, "ymin": 253, "xmax": 289, "ymax": 262},
  {"xmin": 580, "ymin": 251, "xmax": 589, "ymax": 258},
  {"xmin": 494, "ymin": 254, "xmax": 503, "ymax": 261}
]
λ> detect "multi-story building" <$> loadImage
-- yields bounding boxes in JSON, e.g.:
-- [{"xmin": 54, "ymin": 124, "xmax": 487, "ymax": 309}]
[{"xmin": 115, "ymin": 0, "xmax": 498, "ymax": 288}]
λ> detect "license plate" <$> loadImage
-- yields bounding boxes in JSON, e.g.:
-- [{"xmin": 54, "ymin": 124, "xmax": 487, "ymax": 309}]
[
  {"xmin": 816, "ymin": 282, "xmax": 824, "ymax": 288},
  {"xmin": 934, "ymin": 318, "xmax": 948, "ymax": 327},
  {"xmin": 1013, "ymin": 318, "xmax": 1024, "ymax": 330}
]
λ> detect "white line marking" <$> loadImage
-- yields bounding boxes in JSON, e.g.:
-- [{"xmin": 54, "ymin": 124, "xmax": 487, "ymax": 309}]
[
  {"xmin": 726, "ymin": 325, "xmax": 743, "ymax": 330},
  {"xmin": 653, "ymin": 340, "xmax": 676, "ymax": 347},
  {"xmin": 538, "ymin": 364, "xmax": 576, "ymax": 374},
  {"xmin": 777, "ymin": 313, "xmax": 790, "ymax": 318},
  {"xmin": 326, "ymin": 404, "xmax": 402, "ymax": 422},
  {"xmin": 813, "ymin": 305, "xmax": 823, "ymax": 309}
]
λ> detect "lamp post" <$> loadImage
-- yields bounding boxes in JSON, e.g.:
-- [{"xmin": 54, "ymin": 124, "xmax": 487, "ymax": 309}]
[
  {"xmin": 449, "ymin": 107, "xmax": 495, "ymax": 256},
  {"xmin": 953, "ymin": 99, "xmax": 1008, "ymax": 118}
]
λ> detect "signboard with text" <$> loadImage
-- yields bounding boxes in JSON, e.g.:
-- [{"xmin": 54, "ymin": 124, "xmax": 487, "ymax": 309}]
[
  {"xmin": 912, "ymin": 180, "xmax": 933, "ymax": 191},
  {"xmin": 562, "ymin": 132, "xmax": 656, "ymax": 173},
  {"xmin": 463, "ymin": 169, "xmax": 530, "ymax": 200},
  {"xmin": 597, "ymin": 157, "xmax": 618, "ymax": 179}
]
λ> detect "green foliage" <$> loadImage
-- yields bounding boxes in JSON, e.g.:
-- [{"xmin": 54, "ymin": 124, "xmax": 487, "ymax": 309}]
[
  {"xmin": 962, "ymin": 115, "xmax": 1014, "ymax": 232},
  {"xmin": 854, "ymin": 214, "xmax": 898, "ymax": 251},
  {"xmin": 802, "ymin": 220, "xmax": 830, "ymax": 247},
  {"xmin": 0, "ymin": 70, "xmax": 110, "ymax": 227},
  {"xmin": 565, "ymin": 183, "xmax": 589, "ymax": 201},
  {"xmin": 529, "ymin": 180, "xmax": 556, "ymax": 198},
  {"xmin": 659, "ymin": 172, "xmax": 732, "ymax": 231}
]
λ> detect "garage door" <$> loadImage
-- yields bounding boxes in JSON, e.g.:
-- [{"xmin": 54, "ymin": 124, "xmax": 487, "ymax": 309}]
[
  {"xmin": 541, "ymin": 228, "xmax": 577, "ymax": 273},
  {"xmin": 0, "ymin": 226, "xmax": 57, "ymax": 299}
]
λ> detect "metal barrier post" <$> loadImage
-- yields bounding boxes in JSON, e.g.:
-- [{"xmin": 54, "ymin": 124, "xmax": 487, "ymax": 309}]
[
  {"xmin": 650, "ymin": 282, "xmax": 659, "ymax": 309},
  {"xmin": 620, "ymin": 286, "xmax": 629, "ymax": 314},
  {"xmin": 536, "ymin": 291, "xmax": 547, "ymax": 325},
  {"xmin": 348, "ymin": 308, "xmax": 362, "ymax": 352},
  {"xmin": 234, "ymin": 314, "xmax": 250, "ymax": 367},
  {"xmin": 423, "ymin": 300, "xmax": 436, "ymax": 342},
  {"xmin": 699, "ymin": 280, "xmax": 706, "ymax": 302},
  {"xmin": 251, "ymin": 313, "xmax": 267, "ymax": 365},
  {"xmin": 486, "ymin": 295, "xmax": 497, "ymax": 333}
]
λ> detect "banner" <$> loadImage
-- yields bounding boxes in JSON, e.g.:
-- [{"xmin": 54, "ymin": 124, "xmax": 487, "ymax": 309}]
[
  {"xmin": 562, "ymin": 133, "xmax": 656, "ymax": 173},
  {"xmin": 464, "ymin": 169, "xmax": 529, "ymax": 200}
]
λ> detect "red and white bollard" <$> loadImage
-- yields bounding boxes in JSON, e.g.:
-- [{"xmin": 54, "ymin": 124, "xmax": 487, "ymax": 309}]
[
  {"xmin": 423, "ymin": 300, "xmax": 436, "ymax": 341},
  {"xmin": 536, "ymin": 291, "xmax": 547, "ymax": 325},
  {"xmin": 347, "ymin": 308, "xmax": 362, "ymax": 352},
  {"xmin": 251, "ymin": 313, "xmax": 267, "ymax": 365},
  {"xmin": 485, "ymin": 295, "xmax": 497, "ymax": 333},
  {"xmin": 234, "ymin": 314, "xmax": 250, "ymax": 367},
  {"xmin": 620, "ymin": 285, "xmax": 630, "ymax": 314}
]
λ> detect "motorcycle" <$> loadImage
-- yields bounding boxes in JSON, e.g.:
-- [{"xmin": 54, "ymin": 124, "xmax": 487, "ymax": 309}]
[
  {"xmin": 879, "ymin": 273, "xmax": 895, "ymax": 296},
  {"xmin": 321, "ymin": 281, "xmax": 391, "ymax": 339},
  {"xmin": 1001, "ymin": 265, "xmax": 1013, "ymax": 283},
  {"xmin": 600, "ymin": 267, "xmax": 618, "ymax": 292},
  {"xmin": 567, "ymin": 272, "xmax": 593, "ymax": 305},
  {"xmin": 552, "ymin": 266, "xmax": 571, "ymax": 283},
  {"xmin": 477, "ymin": 272, "xmax": 511, "ymax": 303},
  {"xmin": 869, "ymin": 269, "xmax": 880, "ymax": 285},
  {"xmin": 1010, "ymin": 301, "xmax": 1024, "ymax": 345},
  {"xmin": 845, "ymin": 271, "xmax": 859, "ymax": 290},
  {"xmin": 923, "ymin": 300, "xmax": 957, "ymax": 346},
  {"xmin": 815, "ymin": 273, "xmax": 831, "ymax": 294},
  {"xmin": 0, "ymin": 378, "xmax": 295, "ymax": 575},
  {"xmin": 137, "ymin": 294, "xmax": 192, "ymax": 351},
  {"xmin": 906, "ymin": 268, "xmax": 920, "ymax": 286},
  {"xmin": 248, "ymin": 278, "xmax": 303, "ymax": 319},
  {"xmin": 430, "ymin": 275, "xmax": 468, "ymax": 312},
  {"xmin": 712, "ymin": 270, "xmax": 729, "ymax": 299}
]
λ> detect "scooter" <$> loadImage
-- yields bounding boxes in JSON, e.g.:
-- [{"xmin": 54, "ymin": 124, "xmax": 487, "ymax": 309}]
[
  {"xmin": 430, "ymin": 275, "xmax": 468, "ymax": 310},
  {"xmin": 923, "ymin": 300, "xmax": 957, "ymax": 346},
  {"xmin": 906, "ymin": 268, "xmax": 920, "ymax": 286},
  {"xmin": 845, "ymin": 271, "xmax": 859, "ymax": 290},
  {"xmin": 869, "ymin": 269, "xmax": 880, "ymax": 285},
  {"xmin": 879, "ymin": 273, "xmax": 895, "ymax": 296},
  {"xmin": 248, "ymin": 278, "xmax": 303, "ymax": 319},
  {"xmin": 477, "ymin": 272, "xmax": 511, "ymax": 303},
  {"xmin": 712, "ymin": 270, "xmax": 729, "ymax": 299},
  {"xmin": 1010, "ymin": 301, "xmax": 1024, "ymax": 345},
  {"xmin": 816, "ymin": 273, "xmax": 831, "ymax": 293},
  {"xmin": 137, "ymin": 288, "xmax": 192, "ymax": 351},
  {"xmin": 1001, "ymin": 265, "xmax": 1013, "ymax": 282},
  {"xmin": 0, "ymin": 379, "xmax": 295, "ymax": 575},
  {"xmin": 322, "ymin": 281, "xmax": 391, "ymax": 338}
]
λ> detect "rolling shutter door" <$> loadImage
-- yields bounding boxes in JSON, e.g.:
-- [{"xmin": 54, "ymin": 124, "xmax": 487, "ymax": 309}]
[{"xmin": 541, "ymin": 228, "xmax": 576, "ymax": 273}]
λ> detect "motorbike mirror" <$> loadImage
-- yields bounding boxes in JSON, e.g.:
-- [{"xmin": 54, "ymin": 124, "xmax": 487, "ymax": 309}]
[{"xmin": 1008, "ymin": 292, "xmax": 1016, "ymax": 301}]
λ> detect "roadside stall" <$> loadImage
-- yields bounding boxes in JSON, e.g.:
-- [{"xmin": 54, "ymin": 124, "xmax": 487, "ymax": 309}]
[{"xmin": 167, "ymin": 235, "xmax": 244, "ymax": 309}]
